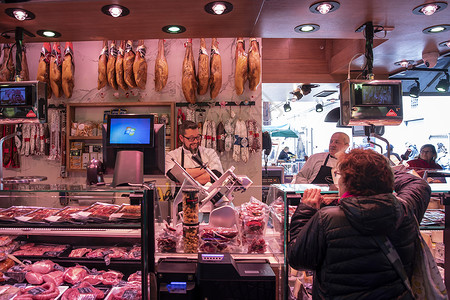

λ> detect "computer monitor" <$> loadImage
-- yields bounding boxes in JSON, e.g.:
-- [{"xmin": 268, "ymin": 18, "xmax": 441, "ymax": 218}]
[{"xmin": 103, "ymin": 114, "xmax": 166, "ymax": 175}]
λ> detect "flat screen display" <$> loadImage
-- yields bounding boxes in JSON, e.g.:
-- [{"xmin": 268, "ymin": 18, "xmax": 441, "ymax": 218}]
[
  {"xmin": 0, "ymin": 87, "xmax": 28, "ymax": 106},
  {"xmin": 107, "ymin": 114, "xmax": 154, "ymax": 147},
  {"xmin": 353, "ymin": 84, "xmax": 399, "ymax": 106}
]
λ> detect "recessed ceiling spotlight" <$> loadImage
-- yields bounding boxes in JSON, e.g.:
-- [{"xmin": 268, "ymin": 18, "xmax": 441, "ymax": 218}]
[
  {"xmin": 101, "ymin": 5, "xmax": 130, "ymax": 18},
  {"xmin": 162, "ymin": 25, "xmax": 186, "ymax": 34},
  {"xmin": 36, "ymin": 30, "xmax": 61, "ymax": 38},
  {"xmin": 294, "ymin": 24, "xmax": 320, "ymax": 33},
  {"xmin": 5, "ymin": 8, "xmax": 35, "ymax": 21},
  {"xmin": 439, "ymin": 40, "xmax": 450, "ymax": 48},
  {"xmin": 205, "ymin": 1, "xmax": 233, "ymax": 15},
  {"xmin": 413, "ymin": 2, "xmax": 447, "ymax": 15},
  {"xmin": 394, "ymin": 60, "xmax": 414, "ymax": 68},
  {"xmin": 315, "ymin": 102, "xmax": 324, "ymax": 112},
  {"xmin": 423, "ymin": 24, "xmax": 450, "ymax": 34},
  {"xmin": 283, "ymin": 101, "xmax": 292, "ymax": 112},
  {"xmin": 309, "ymin": 1, "xmax": 340, "ymax": 14}
]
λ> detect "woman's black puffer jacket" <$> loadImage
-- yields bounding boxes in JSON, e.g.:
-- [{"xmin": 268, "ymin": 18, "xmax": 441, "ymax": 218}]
[{"xmin": 288, "ymin": 171, "xmax": 431, "ymax": 299}]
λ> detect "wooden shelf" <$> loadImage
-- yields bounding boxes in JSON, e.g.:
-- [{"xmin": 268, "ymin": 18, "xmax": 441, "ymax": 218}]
[{"xmin": 66, "ymin": 102, "xmax": 176, "ymax": 174}]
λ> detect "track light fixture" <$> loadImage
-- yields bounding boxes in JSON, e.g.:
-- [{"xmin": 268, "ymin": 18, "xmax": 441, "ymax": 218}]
[
  {"xmin": 309, "ymin": 1, "xmax": 340, "ymax": 14},
  {"xmin": 409, "ymin": 80, "xmax": 420, "ymax": 98},
  {"xmin": 412, "ymin": 2, "xmax": 447, "ymax": 15},
  {"xmin": 284, "ymin": 101, "xmax": 292, "ymax": 112},
  {"xmin": 436, "ymin": 72, "xmax": 450, "ymax": 92},
  {"xmin": 315, "ymin": 102, "xmax": 324, "ymax": 112}
]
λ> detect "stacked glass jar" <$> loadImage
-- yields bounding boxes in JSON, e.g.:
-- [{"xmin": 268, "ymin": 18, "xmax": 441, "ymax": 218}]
[{"xmin": 182, "ymin": 188, "xmax": 199, "ymax": 253}]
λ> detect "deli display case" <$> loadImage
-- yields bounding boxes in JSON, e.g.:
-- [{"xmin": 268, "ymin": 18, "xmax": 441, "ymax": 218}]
[
  {"xmin": 0, "ymin": 183, "xmax": 155, "ymax": 299},
  {"xmin": 267, "ymin": 182, "xmax": 448, "ymax": 299}
]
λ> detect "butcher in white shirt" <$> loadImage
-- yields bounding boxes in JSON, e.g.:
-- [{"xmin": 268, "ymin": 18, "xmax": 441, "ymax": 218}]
[
  {"xmin": 293, "ymin": 132, "xmax": 350, "ymax": 184},
  {"xmin": 165, "ymin": 120, "xmax": 223, "ymax": 185}
]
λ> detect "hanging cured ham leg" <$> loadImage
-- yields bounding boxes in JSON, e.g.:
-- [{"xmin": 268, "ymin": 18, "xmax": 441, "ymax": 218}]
[
  {"xmin": 97, "ymin": 40, "xmax": 108, "ymax": 90},
  {"xmin": 248, "ymin": 38, "xmax": 261, "ymax": 91},
  {"xmin": 209, "ymin": 38, "xmax": 222, "ymax": 99},
  {"xmin": 62, "ymin": 42, "xmax": 74, "ymax": 98},
  {"xmin": 133, "ymin": 40, "xmax": 147, "ymax": 89},
  {"xmin": 182, "ymin": 39, "xmax": 197, "ymax": 104},
  {"xmin": 0, "ymin": 44, "xmax": 14, "ymax": 82},
  {"xmin": 155, "ymin": 39, "xmax": 168, "ymax": 92},
  {"xmin": 107, "ymin": 40, "xmax": 118, "ymax": 90},
  {"xmin": 37, "ymin": 43, "xmax": 52, "ymax": 98},
  {"xmin": 50, "ymin": 42, "xmax": 63, "ymax": 98},
  {"xmin": 235, "ymin": 38, "xmax": 248, "ymax": 96},
  {"xmin": 116, "ymin": 40, "xmax": 127, "ymax": 90},
  {"xmin": 19, "ymin": 44, "xmax": 29, "ymax": 81},
  {"xmin": 197, "ymin": 38, "xmax": 209, "ymax": 95},
  {"xmin": 124, "ymin": 40, "xmax": 137, "ymax": 88}
]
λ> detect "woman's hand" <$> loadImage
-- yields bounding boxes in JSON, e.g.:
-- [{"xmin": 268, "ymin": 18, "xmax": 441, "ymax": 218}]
[{"xmin": 301, "ymin": 188, "xmax": 323, "ymax": 209}]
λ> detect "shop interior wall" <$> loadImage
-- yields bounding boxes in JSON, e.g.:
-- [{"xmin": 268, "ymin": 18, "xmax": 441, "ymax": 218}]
[{"xmin": 2, "ymin": 38, "xmax": 262, "ymax": 207}]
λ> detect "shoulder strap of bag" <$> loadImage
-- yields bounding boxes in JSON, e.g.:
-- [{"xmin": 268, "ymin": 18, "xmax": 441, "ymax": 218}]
[{"xmin": 373, "ymin": 235, "xmax": 415, "ymax": 298}]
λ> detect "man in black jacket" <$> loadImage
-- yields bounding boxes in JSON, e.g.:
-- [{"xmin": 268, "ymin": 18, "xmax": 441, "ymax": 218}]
[{"xmin": 288, "ymin": 148, "xmax": 431, "ymax": 299}]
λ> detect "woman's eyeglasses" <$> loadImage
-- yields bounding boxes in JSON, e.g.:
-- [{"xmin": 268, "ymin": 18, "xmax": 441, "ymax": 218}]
[{"xmin": 183, "ymin": 135, "xmax": 202, "ymax": 142}]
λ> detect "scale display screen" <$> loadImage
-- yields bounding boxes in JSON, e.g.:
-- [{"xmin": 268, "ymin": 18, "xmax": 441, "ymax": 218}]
[{"xmin": 0, "ymin": 86, "xmax": 31, "ymax": 106}]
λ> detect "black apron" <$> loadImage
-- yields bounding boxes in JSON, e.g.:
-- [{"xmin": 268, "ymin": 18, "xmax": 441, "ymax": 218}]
[{"xmin": 311, "ymin": 154, "xmax": 333, "ymax": 184}]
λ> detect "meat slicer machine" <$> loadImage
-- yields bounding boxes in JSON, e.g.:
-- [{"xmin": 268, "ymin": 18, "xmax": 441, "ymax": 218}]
[{"xmin": 170, "ymin": 157, "xmax": 252, "ymax": 225}]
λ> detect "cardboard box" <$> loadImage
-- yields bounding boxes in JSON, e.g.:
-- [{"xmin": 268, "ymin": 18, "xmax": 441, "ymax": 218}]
[
  {"xmin": 71, "ymin": 141, "xmax": 84, "ymax": 150},
  {"xmin": 90, "ymin": 152, "xmax": 98, "ymax": 161},
  {"xmin": 69, "ymin": 156, "xmax": 82, "ymax": 169},
  {"xmin": 82, "ymin": 153, "xmax": 91, "ymax": 169}
]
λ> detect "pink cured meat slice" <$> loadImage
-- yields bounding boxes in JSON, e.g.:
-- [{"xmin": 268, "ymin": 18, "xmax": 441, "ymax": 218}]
[{"xmin": 25, "ymin": 272, "xmax": 44, "ymax": 284}]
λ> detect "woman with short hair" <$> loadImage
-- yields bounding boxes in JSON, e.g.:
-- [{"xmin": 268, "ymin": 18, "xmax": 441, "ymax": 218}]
[{"xmin": 288, "ymin": 148, "xmax": 431, "ymax": 299}]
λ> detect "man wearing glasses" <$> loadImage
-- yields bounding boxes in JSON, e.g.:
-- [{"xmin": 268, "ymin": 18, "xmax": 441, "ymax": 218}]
[{"xmin": 165, "ymin": 120, "xmax": 223, "ymax": 185}]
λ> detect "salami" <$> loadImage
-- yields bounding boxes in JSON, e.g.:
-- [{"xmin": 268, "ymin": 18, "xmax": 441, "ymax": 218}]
[
  {"xmin": 97, "ymin": 40, "xmax": 108, "ymax": 90},
  {"xmin": 133, "ymin": 40, "xmax": 147, "ymax": 89},
  {"xmin": 155, "ymin": 39, "xmax": 168, "ymax": 92},
  {"xmin": 209, "ymin": 38, "xmax": 222, "ymax": 99},
  {"xmin": 182, "ymin": 39, "xmax": 197, "ymax": 104},
  {"xmin": 62, "ymin": 42, "xmax": 74, "ymax": 98},
  {"xmin": 124, "ymin": 40, "xmax": 137, "ymax": 88},
  {"xmin": 37, "ymin": 43, "xmax": 52, "ymax": 98},
  {"xmin": 107, "ymin": 40, "xmax": 118, "ymax": 90},
  {"xmin": 116, "ymin": 40, "xmax": 127, "ymax": 90},
  {"xmin": 248, "ymin": 38, "xmax": 261, "ymax": 91},
  {"xmin": 235, "ymin": 38, "xmax": 248, "ymax": 96},
  {"xmin": 49, "ymin": 42, "xmax": 62, "ymax": 98},
  {"xmin": 197, "ymin": 38, "xmax": 209, "ymax": 95}
]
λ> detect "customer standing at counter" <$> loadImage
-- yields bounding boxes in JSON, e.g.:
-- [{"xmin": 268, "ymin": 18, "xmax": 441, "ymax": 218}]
[
  {"xmin": 293, "ymin": 132, "xmax": 349, "ymax": 184},
  {"xmin": 165, "ymin": 120, "xmax": 223, "ymax": 185},
  {"xmin": 405, "ymin": 143, "xmax": 442, "ymax": 178},
  {"xmin": 288, "ymin": 149, "xmax": 431, "ymax": 299}
]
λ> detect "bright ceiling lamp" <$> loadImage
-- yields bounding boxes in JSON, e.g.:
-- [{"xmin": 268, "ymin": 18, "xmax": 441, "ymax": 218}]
[
  {"xmin": 409, "ymin": 80, "xmax": 420, "ymax": 98},
  {"xmin": 439, "ymin": 40, "xmax": 450, "ymax": 48},
  {"xmin": 36, "ymin": 30, "xmax": 61, "ymax": 38},
  {"xmin": 294, "ymin": 24, "xmax": 320, "ymax": 33},
  {"xmin": 309, "ymin": 1, "xmax": 340, "ymax": 14},
  {"xmin": 413, "ymin": 2, "xmax": 447, "ymax": 15},
  {"xmin": 101, "ymin": 5, "xmax": 130, "ymax": 18},
  {"xmin": 162, "ymin": 25, "xmax": 186, "ymax": 34},
  {"xmin": 5, "ymin": 8, "xmax": 35, "ymax": 21},
  {"xmin": 423, "ymin": 24, "xmax": 450, "ymax": 34},
  {"xmin": 436, "ymin": 72, "xmax": 449, "ymax": 92},
  {"xmin": 204, "ymin": 1, "xmax": 233, "ymax": 15}
]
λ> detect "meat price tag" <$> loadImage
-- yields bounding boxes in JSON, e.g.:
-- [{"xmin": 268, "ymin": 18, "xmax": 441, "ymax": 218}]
[
  {"xmin": 109, "ymin": 213, "xmax": 123, "ymax": 220},
  {"xmin": 15, "ymin": 216, "xmax": 32, "ymax": 222},
  {"xmin": 77, "ymin": 211, "xmax": 92, "ymax": 218},
  {"xmin": 28, "ymin": 287, "xmax": 46, "ymax": 295}
]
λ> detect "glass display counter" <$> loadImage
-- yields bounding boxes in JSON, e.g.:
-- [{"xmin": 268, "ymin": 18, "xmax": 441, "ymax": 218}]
[
  {"xmin": 0, "ymin": 183, "xmax": 155, "ymax": 299},
  {"xmin": 267, "ymin": 183, "xmax": 448, "ymax": 300}
]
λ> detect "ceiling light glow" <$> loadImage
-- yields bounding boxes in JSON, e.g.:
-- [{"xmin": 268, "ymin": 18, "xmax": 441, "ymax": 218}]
[
  {"xmin": 36, "ymin": 29, "xmax": 61, "ymax": 38},
  {"xmin": 423, "ymin": 24, "xmax": 450, "ymax": 34},
  {"xmin": 13, "ymin": 10, "xmax": 27, "ymax": 21},
  {"xmin": 431, "ymin": 26, "xmax": 445, "ymax": 32},
  {"xmin": 43, "ymin": 31, "xmax": 55, "ymax": 37},
  {"xmin": 162, "ymin": 25, "xmax": 186, "ymax": 34},
  {"xmin": 212, "ymin": 3, "xmax": 226, "ymax": 14},
  {"xmin": 108, "ymin": 6, "xmax": 123, "ymax": 17},
  {"xmin": 413, "ymin": 2, "xmax": 448, "ymax": 15},
  {"xmin": 204, "ymin": 2, "xmax": 233, "ymax": 15},
  {"xmin": 421, "ymin": 4, "xmax": 438, "ymax": 15},
  {"xmin": 317, "ymin": 3, "xmax": 332, "ymax": 14}
]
